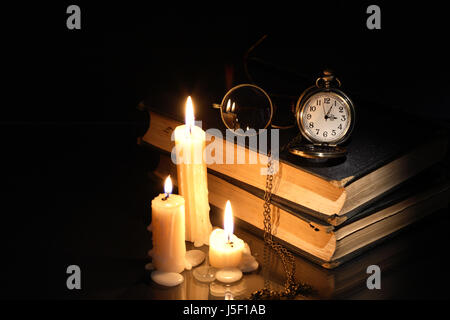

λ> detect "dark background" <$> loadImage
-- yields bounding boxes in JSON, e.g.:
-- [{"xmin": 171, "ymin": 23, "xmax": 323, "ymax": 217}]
[{"xmin": 1, "ymin": 2, "xmax": 449, "ymax": 300}]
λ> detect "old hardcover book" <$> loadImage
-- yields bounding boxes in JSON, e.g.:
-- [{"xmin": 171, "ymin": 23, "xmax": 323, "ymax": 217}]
[
  {"xmin": 141, "ymin": 103, "xmax": 448, "ymax": 226},
  {"xmin": 151, "ymin": 153, "xmax": 450, "ymax": 268}
]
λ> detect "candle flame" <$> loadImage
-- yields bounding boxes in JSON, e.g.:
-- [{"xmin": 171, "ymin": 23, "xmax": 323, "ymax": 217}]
[
  {"xmin": 185, "ymin": 96, "xmax": 195, "ymax": 129},
  {"xmin": 226, "ymin": 99, "xmax": 231, "ymax": 112},
  {"xmin": 224, "ymin": 200, "xmax": 234, "ymax": 242},
  {"xmin": 164, "ymin": 175, "xmax": 173, "ymax": 195},
  {"xmin": 231, "ymin": 102, "xmax": 236, "ymax": 112}
]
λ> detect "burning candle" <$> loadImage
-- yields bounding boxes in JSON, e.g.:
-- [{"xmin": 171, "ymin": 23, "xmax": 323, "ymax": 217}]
[
  {"xmin": 209, "ymin": 201, "xmax": 245, "ymax": 268},
  {"xmin": 150, "ymin": 176, "xmax": 187, "ymax": 273},
  {"xmin": 174, "ymin": 96, "xmax": 212, "ymax": 247}
]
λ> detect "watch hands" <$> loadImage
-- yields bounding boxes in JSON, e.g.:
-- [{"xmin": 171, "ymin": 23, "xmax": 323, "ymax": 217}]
[{"xmin": 326, "ymin": 105, "xmax": 334, "ymax": 119}]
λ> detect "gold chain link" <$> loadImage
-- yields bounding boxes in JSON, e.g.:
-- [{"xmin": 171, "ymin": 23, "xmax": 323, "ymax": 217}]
[{"xmin": 249, "ymin": 153, "xmax": 311, "ymax": 300}]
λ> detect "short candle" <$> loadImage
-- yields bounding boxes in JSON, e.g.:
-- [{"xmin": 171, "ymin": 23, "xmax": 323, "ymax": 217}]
[
  {"xmin": 150, "ymin": 176, "xmax": 186, "ymax": 273},
  {"xmin": 209, "ymin": 201, "xmax": 244, "ymax": 268}
]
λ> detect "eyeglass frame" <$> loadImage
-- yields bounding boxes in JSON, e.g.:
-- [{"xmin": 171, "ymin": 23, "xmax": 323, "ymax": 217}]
[{"xmin": 212, "ymin": 83, "xmax": 298, "ymax": 135}]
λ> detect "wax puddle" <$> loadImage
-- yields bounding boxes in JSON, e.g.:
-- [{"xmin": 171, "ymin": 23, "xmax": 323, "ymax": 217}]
[
  {"xmin": 238, "ymin": 253, "xmax": 259, "ymax": 273},
  {"xmin": 193, "ymin": 265, "xmax": 217, "ymax": 283},
  {"xmin": 147, "ymin": 242, "xmax": 257, "ymax": 287},
  {"xmin": 186, "ymin": 250, "xmax": 205, "ymax": 268},
  {"xmin": 210, "ymin": 280, "xmax": 247, "ymax": 297},
  {"xmin": 151, "ymin": 270, "xmax": 184, "ymax": 287},
  {"xmin": 215, "ymin": 267, "xmax": 243, "ymax": 283}
]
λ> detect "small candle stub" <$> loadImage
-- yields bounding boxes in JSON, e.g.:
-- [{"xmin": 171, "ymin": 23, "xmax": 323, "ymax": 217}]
[
  {"xmin": 209, "ymin": 201, "xmax": 245, "ymax": 269},
  {"xmin": 209, "ymin": 229, "xmax": 244, "ymax": 268}
]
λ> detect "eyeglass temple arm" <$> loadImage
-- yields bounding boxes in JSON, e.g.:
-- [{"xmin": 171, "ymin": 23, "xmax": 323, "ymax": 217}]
[{"xmin": 271, "ymin": 124, "xmax": 296, "ymax": 129}]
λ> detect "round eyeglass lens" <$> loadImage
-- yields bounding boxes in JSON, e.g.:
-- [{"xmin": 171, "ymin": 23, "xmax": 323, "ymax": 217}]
[{"xmin": 220, "ymin": 84, "xmax": 272, "ymax": 132}]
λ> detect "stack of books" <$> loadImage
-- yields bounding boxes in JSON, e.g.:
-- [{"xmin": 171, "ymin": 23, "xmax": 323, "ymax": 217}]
[{"xmin": 139, "ymin": 101, "xmax": 449, "ymax": 269}]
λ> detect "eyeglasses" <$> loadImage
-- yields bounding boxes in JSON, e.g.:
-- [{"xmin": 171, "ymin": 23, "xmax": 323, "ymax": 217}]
[{"xmin": 212, "ymin": 83, "xmax": 296, "ymax": 136}]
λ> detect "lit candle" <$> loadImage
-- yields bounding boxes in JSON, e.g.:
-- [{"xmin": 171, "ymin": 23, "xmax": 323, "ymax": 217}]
[
  {"xmin": 209, "ymin": 201, "xmax": 245, "ymax": 268},
  {"xmin": 150, "ymin": 176, "xmax": 187, "ymax": 273},
  {"xmin": 174, "ymin": 96, "xmax": 212, "ymax": 247}
]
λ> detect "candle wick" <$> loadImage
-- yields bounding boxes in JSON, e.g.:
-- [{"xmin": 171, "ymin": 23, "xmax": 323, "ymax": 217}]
[
  {"xmin": 162, "ymin": 193, "xmax": 170, "ymax": 201},
  {"xmin": 189, "ymin": 125, "xmax": 192, "ymax": 134},
  {"xmin": 227, "ymin": 234, "xmax": 233, "ymax": 246}
]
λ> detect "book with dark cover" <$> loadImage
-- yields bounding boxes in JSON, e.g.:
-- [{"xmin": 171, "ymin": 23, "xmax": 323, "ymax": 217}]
[{"xmin": 141, "ymin": 93, "xmax": 447, "ymax": 178}]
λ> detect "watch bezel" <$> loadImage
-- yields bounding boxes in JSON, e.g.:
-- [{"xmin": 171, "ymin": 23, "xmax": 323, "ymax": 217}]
[{"xmin": 295, "ymin": 86, "xmax": 356, "ymax": 146}]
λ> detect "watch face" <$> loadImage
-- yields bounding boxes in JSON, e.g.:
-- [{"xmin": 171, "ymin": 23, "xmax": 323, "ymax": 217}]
[{"xmin": 299, "ymin": 91, "xmax": 352, "ymax": 144}]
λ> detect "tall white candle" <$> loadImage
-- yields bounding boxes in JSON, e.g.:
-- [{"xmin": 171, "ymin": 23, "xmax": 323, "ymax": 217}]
[
  {"xmin": 174, "ymin": 96, "xmax": 212, "ymax": 247},
  {"xmin": 151, "ymin": 176, "xmax": 186, "ymax": 273}
]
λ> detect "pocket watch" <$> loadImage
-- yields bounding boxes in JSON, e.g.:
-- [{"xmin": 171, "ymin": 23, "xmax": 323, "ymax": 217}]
[{"xmin": 289, "ymin": 70, "xmax": 356, "ymax": 159}]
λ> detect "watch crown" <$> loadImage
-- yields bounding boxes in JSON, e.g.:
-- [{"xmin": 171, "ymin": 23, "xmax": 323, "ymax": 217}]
[
  {"xmin": 322, "ymin": 70, "xmax": 335, "ymax": 87},
  {"xmin": 316, "ymin": 69, "xmax": 341, "ymax": 88}
]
